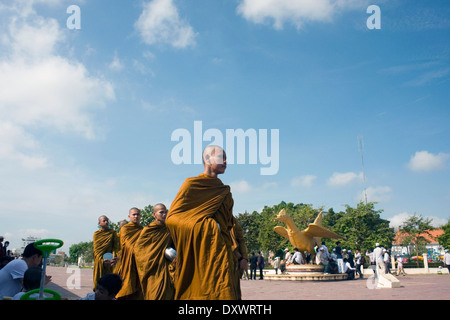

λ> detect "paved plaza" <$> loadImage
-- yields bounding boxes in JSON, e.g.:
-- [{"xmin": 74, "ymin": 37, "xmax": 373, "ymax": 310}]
[{"xmin": 45, "ymin": 266, "xmax": 450, "ymax": 300}]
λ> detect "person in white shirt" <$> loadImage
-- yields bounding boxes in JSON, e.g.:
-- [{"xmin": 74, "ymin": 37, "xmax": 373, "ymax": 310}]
[
  {"xmin": 354, "ymin": 249, "xmax": 363, "ymax": 279},
  {"xmin": 289, "ymin": 248, "xmax": 304, "ymax": 265},
  {"xmin": 396, "ymin": 254, "xmax": 406, "ymax": 276},
  {"xmin": 383, "ymin": 248, "xmax": 390, "ymax": 274},
  {"xmin": 0, "ymin": 243, "xmax": 45, "ymax": 300},
  {"xmin": 284, "ymin": 248, "xmax": 292, "ymax": 263},
  {"xmin": 443, "ymin": 250, "xmax": 450, "ymax": 274},
  {"xmin": 373, "ymin": 243, "xmax": 385, "ymax": 276},
  {"xmin": 343, "ymin": 258, "xmax": 356, "ymax": 280}
]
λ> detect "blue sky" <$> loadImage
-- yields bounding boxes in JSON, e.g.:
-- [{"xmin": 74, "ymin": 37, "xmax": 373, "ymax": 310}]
[{"xmin": 1, "ymin": 0, "xmax": 449, "ymax": 253}]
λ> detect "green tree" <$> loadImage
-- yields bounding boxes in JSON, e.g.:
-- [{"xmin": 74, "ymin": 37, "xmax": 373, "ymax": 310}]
[
  {"xmin": 235, "ymin": 210, "xmax": 262, "ymax": 254},
  {"xmin": 68, "ymin": 241, "xmax": 94, "ymax": 264},
  {"xmin": 325, "ymin": 202, "xmax": 394, "ymax": 253},
  {"xmin": 140, "ymin": 204, "xmax": 155, "ymax": 226},
  {"xmin": 438, "ymin": 219, "xmax": 450, "ymax": 250},
  {"xmin": 398, "ymin": 214, "xmax": 434, "ymax": 267}
]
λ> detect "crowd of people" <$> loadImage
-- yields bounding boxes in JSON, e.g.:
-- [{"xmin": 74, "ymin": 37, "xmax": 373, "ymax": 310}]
[
  {"xmin": 259, "ymin": 241, "xmax": 430, "ymax": 280},
  {"xmin": 2, "ymin": 145, "xmax": 450, "ymax": 300},
  {"xmin": 1, "ymin": 146, "xmax": 248, "ymax": 300},
  {"xmin": 0, "ymin": 236, "xmax": 16, "ymax": 269}
]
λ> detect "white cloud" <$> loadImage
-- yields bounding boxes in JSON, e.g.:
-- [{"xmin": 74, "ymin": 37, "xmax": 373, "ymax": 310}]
[
  {"xmin": 109, "ymin": 52, "xmax": 124, "ymax": 71},
  {"xmin": 230, "ymin": 180, "xmax": 252, "ymax": 193},
  {"xmin": 407, "ymin": 150, "xmax": 450, "ymax": 172},
  {"xmin": 291, "ymin": 174, "xmax": 317, "ymax": 187},
  {"xmin": 328, "ymin": 171, "xmax": 362, "ymax": 186},
  {"xmin": 360, "ymin": 186, "xmax": 392, "ymax": 203},
  {"xmin": 135, "ymin": 0, "xmax": 197, "ymax": 48},
  {"xmin": 388, "ymin": 212, "xmax": 448, "ymax": 229},
  {"xmin": 236, "ymin": 0, "xmax": 366, "ymax": 30},
  {"xmin": 0, "ymin": 4, "xmax": 115, "ymax": 169},
  {"xmin": 0, "ymin": 122, "xmax": 48, "ymax": 169}
]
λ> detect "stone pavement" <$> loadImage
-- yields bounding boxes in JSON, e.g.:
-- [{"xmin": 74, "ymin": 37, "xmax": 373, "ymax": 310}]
[{"xmin": 44, "ymin": 266, "xmax": 450, "ymax": 300}]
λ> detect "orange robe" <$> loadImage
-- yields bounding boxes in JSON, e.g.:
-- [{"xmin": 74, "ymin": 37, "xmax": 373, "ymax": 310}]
[
  {"xmin": 231, "ymin": 217, "xmax": 248, "ymax": 297},
  {"xmin": 134, "ymin": 221, "xmax": 175, "ymax": 300},
  {"xmin": 93, "ymin": 228, "xmax": 120, "ymax": 290},
  {"xmin": 166, "ymin": 173, "xmax": 239, "ymax": 300},
  {"xmin": 114, "ymin": 222, "xmax": 143, "ymax": 299}
]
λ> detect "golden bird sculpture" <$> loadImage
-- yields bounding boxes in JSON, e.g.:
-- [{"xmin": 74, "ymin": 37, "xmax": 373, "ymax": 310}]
[{"xmin": 274, "ymin": 209, "xmax": 344, "ymax": 260}]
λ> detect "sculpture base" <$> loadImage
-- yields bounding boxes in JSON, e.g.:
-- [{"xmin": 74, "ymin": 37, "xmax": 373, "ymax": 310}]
[{"xmin": 264, "ymin": 264, "xmax": 348, "ymax": 281}]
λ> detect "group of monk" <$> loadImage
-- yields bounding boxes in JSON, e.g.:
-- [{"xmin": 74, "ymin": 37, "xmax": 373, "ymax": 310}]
[{"xmin": 92, "ymin": 146, "xmax": 249, "ymax": 300}]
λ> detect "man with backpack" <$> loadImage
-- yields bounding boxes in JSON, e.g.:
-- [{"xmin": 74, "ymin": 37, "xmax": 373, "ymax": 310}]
[{"xmin": 355, "ymin": 249, "xmax": 365, "ymax": 279}]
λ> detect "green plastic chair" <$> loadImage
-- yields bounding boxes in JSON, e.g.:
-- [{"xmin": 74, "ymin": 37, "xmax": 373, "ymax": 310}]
[
  {"xmin": 33, "ymin": 239, "xmax": 64, "ymax": 300},
  {"xmin": 20, "ymin": 288, "xmax": 62, "ymax": 300}
]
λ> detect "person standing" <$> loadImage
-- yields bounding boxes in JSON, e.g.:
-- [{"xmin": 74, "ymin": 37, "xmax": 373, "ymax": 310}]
[
  {"xmin": 166, "ymin": 146, "xmax": 244, "ymax": 300},
  {"xmin": 373, "ymin": 243, "xmax": 385, "ymax": 276},
  {"xmin": 443, "ymin": 249, "xmax": 450, "ymax": 274},
  {"xmin": 257, "ymin": 251, "xmax": 265, "ymax": 280},
  {"xmin": 383, "ymin": 249, "xmax": 390, "ymax": 274},
  {"xmin": 335, "ymin": 241, "xmax": 344, "ymax": 273},
  {"xmin": 115, "ymin": 207, "xmax": 144, "ymax": 300},
  {"xmin": 249, "ymin": 252, "xmax": 257, "ymax": 280},
  {"xmin": 93, "ymin": 215, "xmax": 120, "ymax": 291},
  {"xmin": 134, "ymin": 203, "xmax": 175, "ymax": 300},
  {"xmin": 272, "ymin": 257, "xmax": 281, "ymax": 274},
  {"xmin": 396, "ymin": 254, "xmax": 407, "ymax": 276},
  {"xmin": 354, "ymin": 249, "xmax": 364, "ymax": 279}
]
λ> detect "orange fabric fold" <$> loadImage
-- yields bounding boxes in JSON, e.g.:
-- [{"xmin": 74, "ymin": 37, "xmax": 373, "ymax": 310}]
[
  {"xmin": 114, "ymin": 222, "xmax": 143, "ymax": 299},
  {"xmin": 134, "ymin": 221, "xmax": 175, "ymax": 300},
  {"xmin": 166, "ymin": 173, "xmax": 238, "ymax": 300},
  {"xmin": 92, "ymin": 228, "xmax": 120, "ymax": 290}
]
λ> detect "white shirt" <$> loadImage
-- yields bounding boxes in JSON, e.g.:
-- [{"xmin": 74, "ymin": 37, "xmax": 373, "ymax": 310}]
[
  {"xmin": 79, "ymin": 292, "xmax": 96, "ymax": 300},
  {"xmin": 290, "ymin": 251, "xmax": 304, "ymax": 264},
  {"xmin": 284, "ymin": 251, "xmax": 292, "ymax": 262},
  {"xmin": 374, "ymin": 247, "xmax": 383, "ymax": 263},
  {"xmin": 0, "ymin": 259, "xmax": 28, "ymax": 299},
  {"xmin": 444, "ymin": 253, "xmax": 450, "ymax": 265},
  {"xmin": 355, "ymin": 252, "xmax": 362, "ymax": 264},
  {"xmin": 319, "ymin": 245, "xmax": 330, "ymax": 259},
  {"xmin": 344, "ymin": 262, "xmax": 355, "ymax": 272}
]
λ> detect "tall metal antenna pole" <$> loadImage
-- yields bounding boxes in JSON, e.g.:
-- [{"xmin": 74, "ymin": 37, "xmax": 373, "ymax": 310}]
[{"xmin": 358, "ymin": 133, "xmax": 368, "ymax": 204}]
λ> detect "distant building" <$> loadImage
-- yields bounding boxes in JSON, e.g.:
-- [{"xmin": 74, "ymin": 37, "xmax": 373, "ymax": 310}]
[
  {"xmin": 11, "ymin": 236, "xmax": 42, "ymax": 256},
  {"xmin": 392, "ymin": 229, "xmax": 444, "ymax": 259}
]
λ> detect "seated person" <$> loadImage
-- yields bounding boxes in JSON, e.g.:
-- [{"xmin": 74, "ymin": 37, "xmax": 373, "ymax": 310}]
[
  {"xmin": 343, "ymin": 258, "xmax": 356, "ymax": 280},
  {"xmin": 79, "ymin": 273, "xmax": 123, "ymax": 300},
  {"xmin": 13, "ymin": 267, "xmax": 42, "ymax": 300}
]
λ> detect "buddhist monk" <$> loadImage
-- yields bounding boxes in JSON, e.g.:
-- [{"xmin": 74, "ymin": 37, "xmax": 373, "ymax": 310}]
[
  {"xmin": 114, "ymin": 207, "xmax": 143, "ymax": 300},
  {"xmin": 92, "ymin": 215, "xmax": 120, "ymax": 291},
  {"xmin": 166, "ymin": 145, "xmax": 245, "ymax": 300},
  {"xmin": 231, "ymin": 216, "xmax": 248, "ymax": 297},
  {"xmin": 134, "ymin": 203, "xmax": 175, "ymax": 300}
]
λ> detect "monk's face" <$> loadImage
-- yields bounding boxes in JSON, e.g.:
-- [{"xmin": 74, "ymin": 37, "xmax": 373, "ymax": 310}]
[
  {"xmin": 210, "ymin": 149, "xmax": 227, "ymax": 175},
  {"xmin": 128, "ymin": 208, "xmax": 141, "ymax": 225},
  {"xmin": 153, "ymin": 205, "xmax": 168, "ymax": 225},
  {"xmin": 98, "ymin": 216, "xmax": 109, "ymax": 229}
]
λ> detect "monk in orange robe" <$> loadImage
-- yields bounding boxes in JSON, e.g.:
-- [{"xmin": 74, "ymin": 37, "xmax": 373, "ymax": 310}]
[
  {"xmin": 231, "ymin": 216, "xmax": 248, "ymax": 297},
  {"xmin": 166, "ymin": 145, "xmax": 246, "ymax": 300},
  {"xmin": 93, "ymin": 215, "xmax": 120, "ymax": 290},
  {"xmin": 134, "ymin": 203, "xmax": 175, "ymax": 300},
  {"xmin": 114, "ymin": 207, "xmax": 143, "ymax": 300}
]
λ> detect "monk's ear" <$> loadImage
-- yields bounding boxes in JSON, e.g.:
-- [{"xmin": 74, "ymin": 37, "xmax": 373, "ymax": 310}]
[{"xmin": 203, "ymin": 154, "xmax": 211, "ymax": 165}]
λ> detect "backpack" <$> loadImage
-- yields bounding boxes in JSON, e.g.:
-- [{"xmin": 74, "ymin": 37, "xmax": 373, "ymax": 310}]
[{"xmin": 359, "ymin": 255, "xmax": 366, "ymax": 265}]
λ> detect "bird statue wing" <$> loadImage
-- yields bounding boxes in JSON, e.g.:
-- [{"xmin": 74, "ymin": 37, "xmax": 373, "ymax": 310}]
[
  {"xmin": 304, "ymin": 224, "xmax": 344, "ymax": 239},
  {"xmin": 273, "ymin": 226, "xmax": 290, "ymax": 240}
]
